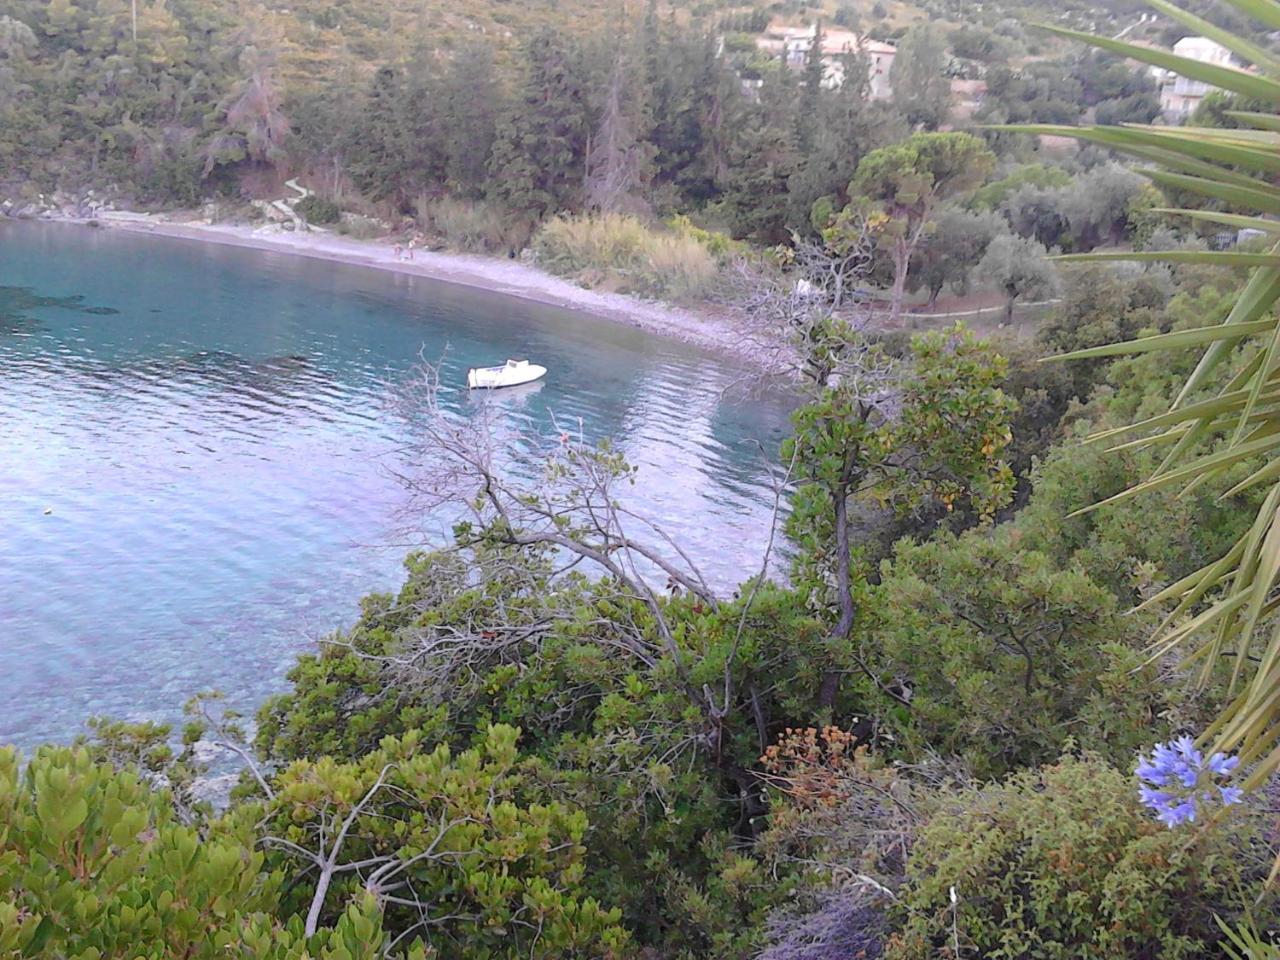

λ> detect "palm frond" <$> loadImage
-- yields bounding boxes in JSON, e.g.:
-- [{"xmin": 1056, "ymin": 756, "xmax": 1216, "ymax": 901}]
[{"xmin": 1037, "ymin": 0, "xmax": 1280, "ymax": 834}]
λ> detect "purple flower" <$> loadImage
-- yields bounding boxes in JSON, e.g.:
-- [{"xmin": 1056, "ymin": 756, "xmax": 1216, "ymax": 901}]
[
  {"xmin": 1207, "ymin": 753, "xmax": 1239, "ymax": 777},
  {"xmin": 1156, "ymin": 800, "xmax": 1197, "ymax": 828},
  {"xmin": 1138, "ymin": 786, "xmax": 1172, "ymax": 807},
  {"xmin": 1135, "ymin": 737, "xmax": 1244, "ymax": 828}
]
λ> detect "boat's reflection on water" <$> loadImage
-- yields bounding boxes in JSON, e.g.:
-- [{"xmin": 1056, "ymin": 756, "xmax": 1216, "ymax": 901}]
[{"xmin": 464, "ymin": 378, "xmax": 545, "ymax": 407}]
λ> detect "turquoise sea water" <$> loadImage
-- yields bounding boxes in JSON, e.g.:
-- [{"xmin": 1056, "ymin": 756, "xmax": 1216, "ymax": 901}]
[{"xmin": 0, "ymin": 222, "xmax": 791, "ymax": 748}]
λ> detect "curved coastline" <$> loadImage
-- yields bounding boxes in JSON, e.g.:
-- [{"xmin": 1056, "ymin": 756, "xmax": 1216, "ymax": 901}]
[{"xmin": 43, "ymin": 214, "xmax": 773, "ymax": 369}]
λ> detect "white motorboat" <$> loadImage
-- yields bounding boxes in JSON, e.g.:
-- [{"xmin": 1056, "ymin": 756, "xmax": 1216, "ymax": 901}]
[{"xmin": 466, "ymin": 358, "xmax": 547, "ymax": 389}]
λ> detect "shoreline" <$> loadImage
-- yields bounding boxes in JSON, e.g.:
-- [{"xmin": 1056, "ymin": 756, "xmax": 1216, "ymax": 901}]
[{"xmin": 43, "ymin": 213, "xmax": 775, "ymax": 369}]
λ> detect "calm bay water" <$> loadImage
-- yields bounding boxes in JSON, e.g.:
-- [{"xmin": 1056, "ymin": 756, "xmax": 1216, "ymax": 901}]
[{"xmin": 0, "ymin": 222, "xmax": 791, "ymax": 748}]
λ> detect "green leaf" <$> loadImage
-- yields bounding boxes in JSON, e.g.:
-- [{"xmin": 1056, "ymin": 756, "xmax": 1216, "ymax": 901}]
[
  {"xmin": 1145, "ymin": 170, "xmax": 1280, "ymax": 216},
  {"xmin": 1068, "ymin": 430, "xmax": 1280, "ymax": 516},
  {"xmin": 1151, "ymin": 209, "xmax": 1280, "ymax": 236},
  {"xmin": 1054, "ymin": 251, "xmax": 1280, "ymax": 267},
  {"xmin": 1220, "ymin": 0, "xmax": 1280, "ymax": 31},
  {"xmin": 1174, "ymin": 267, "xmax": 1280, "ymax": 407},
  {"xmin": 1036, "ymin": 23, "xmax": 1280, "ymax": 102},
  {"xmin": 999, "ymin": 125, "xmax": 1276, "ymax": 187},
  {"xmin": 1143, "ymin": 0, "xmax": 1280, "ymax": 75},
  {"xmin": 1043, "ymin": 318, "xmax": 1276, "ymax": 361},
  {"xmin": 1226, "ymin": 110, "xmax": 1280, "ymax": 132}
]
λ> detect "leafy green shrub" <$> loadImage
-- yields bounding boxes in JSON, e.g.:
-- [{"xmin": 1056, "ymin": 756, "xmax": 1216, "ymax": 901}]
[
  {"xmin": 256, "ymin": 724, "xmax": 629, "ymax": 957},
  {"xmin": 886, "ymin": 754, "xmax": 1268, "ymax": 960},
  {"xmin": 0, "ymin": 746, "xmax": 412, "ymax": 959},
  {"xmin": 867, "ymin": 529, "xmax": 1167, "ymax": 777},
  {"xmin": 294, "ymin": 194, "xmax": 340, "ymax": 224},
  {"xmin": 531, "ymin": 214, "xmax": 721, "ymax": 300},
  {"xmin": 255, "ymin": 542, "xmax": 838, "ymax": 959}
]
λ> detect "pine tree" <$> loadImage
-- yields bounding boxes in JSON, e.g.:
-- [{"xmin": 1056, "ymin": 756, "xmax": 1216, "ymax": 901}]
[
  {"xmin": 797, "ymin": 21, "xmax": 825, "ymax": 153},
  {"xmin": 343, "ymin": 66, "xmax": 410, "ymax": 202},
  {"xmin": 488, "ymin": 29, "xmax": 590, "ymax": 222},
  {"xmin": 890, "ymin": 24, "xmax": 953, "ymax": 130},
  {"xmin": 721, "ymin": 67, "xmax": 800, "ymax": 243},
  {"xmin": 437, "ymin": 43, "xmax": 499, "ymax": 198}
]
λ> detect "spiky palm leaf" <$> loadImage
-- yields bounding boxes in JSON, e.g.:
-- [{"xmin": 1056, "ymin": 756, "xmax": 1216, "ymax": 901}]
[{"xmin": 1019, "ymin": 0, "xmax": 1280, "ymax": 835}]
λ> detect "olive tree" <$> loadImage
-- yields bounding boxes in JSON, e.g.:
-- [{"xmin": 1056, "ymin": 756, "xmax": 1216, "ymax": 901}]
[{"xmin": 972, "ymin": 232, "xmax": 1059, "ymax": 324}]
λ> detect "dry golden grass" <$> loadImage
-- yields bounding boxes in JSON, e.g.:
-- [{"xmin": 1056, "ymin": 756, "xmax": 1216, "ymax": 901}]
[{"xmin": 531, "ymin": 214, "xmax": 721, "ymax": 302}]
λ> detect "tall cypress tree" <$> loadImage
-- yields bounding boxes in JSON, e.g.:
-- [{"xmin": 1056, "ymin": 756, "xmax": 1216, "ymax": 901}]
[
  {"xmin": 437, "ymin": 43, "xmax": 499, "ymax": 198},
  {"xmin": 488, "ymin": 29, "xmax": 590, "ymax": 222},
  {"xmin": 797, "ymin": 21, "xmax": 825, "ymax": 153},
  {"xmin": 721, "ymin": 66, "xmax": 800, "ymax": 243},
  {"xmin": 344, "ymin": 66, "xmax": 412, "ymax": 203}
]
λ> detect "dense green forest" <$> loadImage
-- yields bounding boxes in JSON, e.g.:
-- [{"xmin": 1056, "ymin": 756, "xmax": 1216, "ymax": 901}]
[
  {"xmin": 0, "ymin": 0, "xmax": 1171, "ymax": 251},
  {"xmin": 11, "ymin": 0, "xmax": 1280, "ymax": 956}
]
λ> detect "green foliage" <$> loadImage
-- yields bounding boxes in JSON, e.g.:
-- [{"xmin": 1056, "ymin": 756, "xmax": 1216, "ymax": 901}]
[
  {"xmin": 972, "ymin": 232, "xmax": 1059, "ymax": 322},
  {"xmin": 887, "ymin": 754, "xmax": 1267, "ymax": 959},
  {"xmin": 977, "ymin": 61, "xmax": 1084, "ymax": 126},
  {"xmin": 255, "ymin": 541, "xmax": 829, "ymax": 959},
  {"xmin": 0, "ymin": 747, "xmax": 417, "ymax": 959},
  {"xmin": 256, "ymin": 725, "xmax": 629, "ymax": 957},
  {"xmin": 868, "ymin": 530, "xmax": 1165, "ymax": 775},
  {"xmin": 907, "ymin": 204, "xmax": 1006, "ymax": 306},
  {"xmin": 1041, "ymin": 262, "xmax": 1168, "ymax": 370},
  {"xmin": 786, "ymin": 327, "xmax": 1016, "ymax": 628},
  {"xmin": 1026, "ymin": 0, "xmax": 1280, "ymax": 803},
  {"xmin": 970, "ymin": 163, "xmax": 1073, "ymax": 211},
  {"xmin": 531, "ymin": 213, "xmax": 722, "ymax": 300},
  {"xmin": 294, "ymin": 194, "xmax": 340, "ymax": 224},
  {"xmin": 890, "ymin": 24, "xmax": 952, "ymax": 130},
  {"xmin": 851, "ymin": 132, "xmax": 996, "ymax": 217},
  {"xmin": 488, "ymin": 30, "xmax": 591, "ymax": 222},
  {"xmin": 417, "ymin": 196, "xmax": 522, "ymax": 253},
  {"xmin": 845, "ymin": 132, "xmax": 996, "ymax": 306}
]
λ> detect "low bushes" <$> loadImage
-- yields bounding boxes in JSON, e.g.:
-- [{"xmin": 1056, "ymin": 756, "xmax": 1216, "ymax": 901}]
[
  {"xmin": 415, "ymin": 196, "xmax": 521, "ymax": 253},
  {"xmin": 0, "ymin": 746, "xmax": 400, "ymax": 959},
  {"xmin": 759, "ymin": 749, "xmax": 1269, "ymax": 960},
  {"xmin": 293, "ymin": 194, "xmax": 340, "ymax": 225},
  {"xmin": 531, "ymin": 213, "xmax": 725, "ymax": 301},
  {"xmin": 0, "ymin": 733, "xmax": 627, "ymax": 958},
  {"xmin": 886, "ymin": 754, "xmax": 1267, "ymax": 960}
]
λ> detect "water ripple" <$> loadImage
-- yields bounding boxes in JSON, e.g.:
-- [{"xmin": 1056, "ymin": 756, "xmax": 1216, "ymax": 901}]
[{"xmin": 0, "ymin": 222, "xmax": 793, "ymax": 748}]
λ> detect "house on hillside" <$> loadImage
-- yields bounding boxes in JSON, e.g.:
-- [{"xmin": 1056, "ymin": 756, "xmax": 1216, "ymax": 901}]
[
  {"xmin": 758, "ymin": 25, "xmax": 897, "ymax": 99},
  {"xmin": 1152, "ymin": 36, "xmax": 1238, "ymax": 121}
]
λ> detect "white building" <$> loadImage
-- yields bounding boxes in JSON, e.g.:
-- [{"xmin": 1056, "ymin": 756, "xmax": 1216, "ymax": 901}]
[
  {"xmin": 1155, "ymin": 36, "xmax": 1238, "ymax": 121},
  {"xmin": 760, "ymin": 25, "xmax": 897, "ymax": 100}
]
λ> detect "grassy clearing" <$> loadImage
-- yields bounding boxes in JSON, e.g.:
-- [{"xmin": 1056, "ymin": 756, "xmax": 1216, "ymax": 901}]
[{"xmin": 531, "ymin": 214, "xmax": 729, "ymax": 302}]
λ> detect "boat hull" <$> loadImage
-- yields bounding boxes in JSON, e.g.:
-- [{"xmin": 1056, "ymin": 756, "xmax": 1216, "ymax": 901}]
[{"xmin": 467, "ymin": 362, "xmax": 547, "ymax": 389}]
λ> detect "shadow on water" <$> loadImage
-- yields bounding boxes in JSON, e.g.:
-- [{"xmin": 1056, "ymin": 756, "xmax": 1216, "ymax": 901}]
[{"xmin": 0, "ymin": 284, "xmax": 120, "ymax": 334}]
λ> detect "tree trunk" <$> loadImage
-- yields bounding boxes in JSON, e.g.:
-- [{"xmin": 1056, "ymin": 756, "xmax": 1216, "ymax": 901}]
[
  {"xmin": 890, "ymin": 239, "xmax": 909, "ymax": 323},
  {"xmin": 818, "ymin": 472, "xmax": 857, "ymax": 709},
  {"xmin": 1004, "ymin": 294, "xmax": 1016, "ymax": 326}
]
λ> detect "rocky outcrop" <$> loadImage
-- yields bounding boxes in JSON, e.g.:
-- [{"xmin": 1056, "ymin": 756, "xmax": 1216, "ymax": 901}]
[{"xmin": 1, "ymin": 189, "xmax": 119, "ymax": 221}]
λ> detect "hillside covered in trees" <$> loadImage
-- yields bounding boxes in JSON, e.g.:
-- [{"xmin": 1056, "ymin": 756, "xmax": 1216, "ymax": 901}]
[{"xmin": 0, "ymin": 0, "xmax": 1197, "ymax": 241}]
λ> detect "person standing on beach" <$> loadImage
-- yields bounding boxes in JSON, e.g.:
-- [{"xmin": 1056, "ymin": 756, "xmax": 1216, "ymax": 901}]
[
  {"xmin": 406, "ymin": 238, "xmax": 415, "ymax": 262},
  {"xmin": 393, "ymin": 244, "xmax": 403, "ymax": 260}
]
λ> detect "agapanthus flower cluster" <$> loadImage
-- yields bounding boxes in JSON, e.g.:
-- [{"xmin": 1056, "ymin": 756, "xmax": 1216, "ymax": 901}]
[{"xmin": 1136, "ymin": 736, "xmax": 1243, "ymax": 828}]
